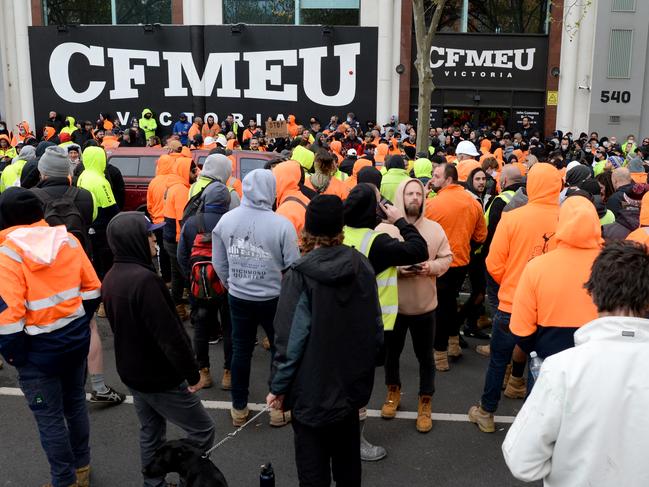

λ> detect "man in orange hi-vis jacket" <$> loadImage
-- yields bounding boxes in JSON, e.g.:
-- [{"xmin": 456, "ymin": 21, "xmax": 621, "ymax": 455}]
[{"xmin": 0, "ymin": 187, "xmax": 101, "ymax": 487}]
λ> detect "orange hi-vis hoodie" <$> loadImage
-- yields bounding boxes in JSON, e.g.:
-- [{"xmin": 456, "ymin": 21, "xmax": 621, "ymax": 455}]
[
  {"xmin": 287, "ymin": 115, "xmax": 300, "ymax": 138},
  {"xmin": 273, "ymin": 160, "xmax": 310, "ymax": 235},
  {"xmin": 425, "ymin": 183, "xmax": 486, "ymax": 267},
  {"xmin": 147, "ymin": 154, "xmax": 177, "ymax": 223},
  {"xmin": 162, "ymin": 156, "xmax": 193, "ymax": 242},
  {"xmin": 344, "ymin": 159, "xmax": 373, "ymax": 190},
  {"xmin": 486, "ymin": 163, "xmax": 562, "ymax": 313},
  {"xmin": 457, "ymin": 158, "xmax": 481, "ymax": 182},
  {"xmin": 375, "ymin": 142, "xmax": 389, "ymax": 164},
  {"xmin": 510, "ymin": 196, "xmax": 601, "ymax": 358},
  {"xmin": 626, "ymin": 192, "xmax": 649, "ymax": 246},
  {"xmin": 330, "ymin": 140, "xmax": 344, "ymax": 163}
]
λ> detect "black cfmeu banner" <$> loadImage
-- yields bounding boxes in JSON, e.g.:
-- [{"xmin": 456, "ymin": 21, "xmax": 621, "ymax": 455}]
[
  {"xmin": 427, "ymin": 34, "xmax": 549, "ymax": 90},
  {"xmin": 28, "ymin": 25, "xmax": 378, "ymax": 133}
]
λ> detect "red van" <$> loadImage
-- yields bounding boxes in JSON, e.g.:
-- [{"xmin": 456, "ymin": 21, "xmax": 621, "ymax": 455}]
[{"xmin": 105, "ymin": 148, "xmax": 278, "ymax": 212}]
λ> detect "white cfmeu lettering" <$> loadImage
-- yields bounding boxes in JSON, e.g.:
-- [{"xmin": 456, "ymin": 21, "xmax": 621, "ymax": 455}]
[{"xmin": 430, "ymin": 47, "xmax": 536, "ymax": 71}]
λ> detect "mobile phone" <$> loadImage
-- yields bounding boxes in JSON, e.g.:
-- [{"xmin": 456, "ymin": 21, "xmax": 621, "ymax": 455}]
[{"xmin": 405, "ymin": 264, "xmax": 423, "ymax": 271}]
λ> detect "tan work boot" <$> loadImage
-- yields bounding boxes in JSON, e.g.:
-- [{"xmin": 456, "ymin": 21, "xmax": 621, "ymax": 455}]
[
  {"xmin": 502, "ymin": 363, "xmax": 512, "ymax": 390},
  {"xmin": 220, "ymin": 369, "xmax": 232, "ymax": 390},
  {"xmin": 76, "ymin": 465, "xmax": 90, "ymax": 487},
  {"xmin": 504, "ymin": 375, "xmax": 526, "ymax": 399},
  {"xmin": 416, "ymin": 395, "xmax": 433, "ymax": 433},
  {"xmin": 96, "ymin": 303, "xmax": 106, "ymax": 318},
  {"xmin": 448, "ymin": 336, "xmax": 462, "ymax": 358},
  {"xmin": 476, "ymin": 344, "xmax": 490, "ymax": 357},
  {"xmin": 175, "ymin": 304, "xmax": 189, "ymax": 321},
  {"xmin": 477, "ymin": 315, "xmax": 493, "ymax": 329},
  {"xmin": 231, "ymin": 406, "xmax": 249, "ymax": 427},
  {"xmin": 199, "ymin": 368, "xmax": 213, "ymax": 389},
  {"xmin": 380, "ymin": 385, "xmax": 401, "ymax": 419},
  {"xmin": 269, "ymin": 408, "xmax": 291, "ymax": 427},
  {"xmin": 468, "ymin": 405, "xmax": 495, "ymax": 433},
  {"xmin": 261, "ymin": 336, "xmax": 271, "ymax": 351},
  {"xmin": 434, "ymin": 350, "xmax": 450, "ymax": 371}
]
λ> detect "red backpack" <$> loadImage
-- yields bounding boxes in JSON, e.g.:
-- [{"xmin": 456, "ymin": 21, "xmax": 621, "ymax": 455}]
[{"xmin": 189, "ymin": 213, "xmax": 226, "ymax": 300}]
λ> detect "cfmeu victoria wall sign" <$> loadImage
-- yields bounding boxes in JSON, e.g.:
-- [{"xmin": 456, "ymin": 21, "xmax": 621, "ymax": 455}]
[
  {"xmin": 28, "ymin": 25, "xmax": 378, "ymax": 130},
  {"xmin": 429, "ymin": 34, "xmax": 548, "ymax": 90}
]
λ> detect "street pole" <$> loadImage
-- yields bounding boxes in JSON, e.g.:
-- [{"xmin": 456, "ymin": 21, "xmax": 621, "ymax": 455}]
[{"xmin": 295, "ymin": 0, "xmax": 301, "ymax": 25}]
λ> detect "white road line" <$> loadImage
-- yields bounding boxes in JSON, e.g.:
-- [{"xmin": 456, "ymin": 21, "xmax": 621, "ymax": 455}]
[{"xmin": 0, "ymin": 387, "xmax": 515, "ymax": 424}]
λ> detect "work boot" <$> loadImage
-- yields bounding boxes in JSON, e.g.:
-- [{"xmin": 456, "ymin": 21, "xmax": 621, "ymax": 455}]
[
  {"xmin": 220, "ymin": 369, "xmax": 232, "ymax": 391},
  {"xmin": 230, "ymin": 407, "xmax": 249, "ymax": 427},
  {"xmin": 76, "ymin": 465, "xmax": 90, "ymax": 487},
  {"xmin": 416, "ymin": 395, "xmax": 433, "ymax": 433},
  {"xmin": 504, "ymin": 375, "xmax": 526, "ymax": 399},
  {"xmin": 477, "ymin": 315, "xmax": 492, "ymax": 329},
  {"xmin": 502, "ymin": 363, "xmax": 512, "ymax": 390},
  {"xmin": 476, "ymin": 344, "xmax": 490, "ymax": 357},
  {"xmin": 468, "ymin": 405, "xmax": 495, "ymax": 433},
  {"xmin": 199, "ymin": 368, "xmax": 213, "ymax": 389},
  {"xmin": 261, "ymin": 336, "xmax": 271, "ymax": 351},
  {"xmin": 448, "ymin": 336, "xmax": 462, "ymax": 358},
  {"xmin": 176, "ymin": 304, "xmax": 189, "ymax": 322},
  {"xmin": 360, "ymin": 421, "xmax": 387, "ymax": 462},
  {"xmin": 96, "ymin": 303, "xmax": 106, "ymax": 318},
  {"xmin": 434, "ymin": 350, "xmax": 450, "ymax": 371},
  {"xmin": 380, "ymin": 385, "xmax": 401, "ymax": 419},
  {"xmin": 269, "ymin": 408, "xmax": 291, "ymax": 427}
]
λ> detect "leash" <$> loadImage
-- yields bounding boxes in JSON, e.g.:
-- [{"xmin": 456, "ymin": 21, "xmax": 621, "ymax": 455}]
[{"xmin": 202, "ymin": 405, "xmax": 270, "ymax": 458}]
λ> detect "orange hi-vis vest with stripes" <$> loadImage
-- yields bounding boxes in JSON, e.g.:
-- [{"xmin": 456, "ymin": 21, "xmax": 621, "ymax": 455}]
[{"xmin": 0, "ymin": 221, "xmax": 101, "ymax": 338}]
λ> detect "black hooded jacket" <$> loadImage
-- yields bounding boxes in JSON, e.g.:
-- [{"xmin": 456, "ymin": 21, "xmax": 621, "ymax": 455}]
[
  {"xmin": 270, "ymin": 245, "xmax": 383, "ymax": 427},
  {"xmin": 20, "ymin": 141, "xmax": 55, "ymax": 189},
  {"xmin": 102, "ymin": 212, "xmax": 199, "ymax": 392},
  {"xmin": 343, "ymin": 183, "xmax": 428, "ymax": 274}
]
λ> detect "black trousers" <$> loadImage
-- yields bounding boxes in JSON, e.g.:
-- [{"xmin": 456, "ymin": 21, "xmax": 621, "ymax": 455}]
[
  {"xmin": 163, "ymin": 241, "xmax": 184, "ymax": 305},
  {"xmin": 153, "ymin": 227, "xmax": 171, "ymax": 283},
  {"xmin": 191, "ymin": 297, "xmax": 233, "ymax": 370},
  {"xmin": 89, "ymin": 231, "xmax": 113, "ymax": 281},
  {"xmin": 384, "ymin": 311, "xmax": 436, "ymax": 396},
  {"xmin": 292, "ymin": 412, "xmax": 361, "ymax": 487},
  {"xmin": 434, "ymin": 265, "xmax": 468, "ymax": 351},
  {"xmin": 460, "ymin": 253, "xmax": 487, "ymax": 328}
]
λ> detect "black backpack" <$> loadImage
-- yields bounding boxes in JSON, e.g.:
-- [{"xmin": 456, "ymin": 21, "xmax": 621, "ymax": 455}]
[
  {"xmin": 181, "ymin": 179, "xmax": 217, "ymax": 228},
  {"xmin": 32, "ymin": 186, "xmax": 88, "ymax": 250}
]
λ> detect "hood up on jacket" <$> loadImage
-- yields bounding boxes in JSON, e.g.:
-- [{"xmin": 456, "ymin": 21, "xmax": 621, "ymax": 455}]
[
  {"xmin": 2, "ymin": 222, "xmax": 70, "ymax": 271},
  {"xmin": 413, "ymin": 158, "xmax": 433, "ymax": 179},
  {"xmin": 272, "ymin": 160, "xmax": 303, "ymax": 205},
  {"xmin": 168, "ymin": 155, "xmax": 193, "ymax": 188},
  {"xmin": 480, "ymin": 138, "xmax": 492, "ymax": 154},
  {"xmin": 556, "ymin": 195, "xmax": 604, "ymax": 250},
  {"xmin": 81, "ymin": 146, "xmax": 107, "ymax": 174},
  {"xmin": 344, "ymin": 183, "xmax": 379, "ymax": 229},
  {"xmin": 141, "ymin": 108, "xmax": 153, "ymax": 118},
  {"xmin": 241, "ymin": 169, "xmax": 275, "ymax": 210},
  {"xmin": 107, "ymin": 212, "xmax": 155, "ymax": 271},
  {"xmin": 201, "ymin": 153, "xmax": 231, "ymax": 183},
  {"xmin": 35, "ymin": 140, "xmax": 56, "ymax": 158},
  {"xmin": 526, "ymin": 162, "xmax": 562, "ymax": 205},
  {"xmin": 155, "ymin": 154, "xmax": 175, "ymax": 176},
  {"xmin": 201, "ymin": 180, "xmax": 231, "ymax": 214},
  {"xmin": 14, "ymin": 145, "xmax": 36, "ymax": 164},
  {"xmin": 295, "ymin": 245, "xmax": 361, "ymax": 289},
  {"xmin": 392, "ymin": 178, "xmax": 425, "ymax": 226}
]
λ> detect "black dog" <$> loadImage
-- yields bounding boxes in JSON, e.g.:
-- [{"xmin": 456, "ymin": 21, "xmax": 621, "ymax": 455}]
[{"xmin": 143, "ymin": 439, "xmax": 228, "ymax": 487}]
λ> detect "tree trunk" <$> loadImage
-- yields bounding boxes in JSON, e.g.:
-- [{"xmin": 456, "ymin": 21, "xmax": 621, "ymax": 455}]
[{"xmin": 415, "ymin": 59, "xmax": 433, "ymax": 154}]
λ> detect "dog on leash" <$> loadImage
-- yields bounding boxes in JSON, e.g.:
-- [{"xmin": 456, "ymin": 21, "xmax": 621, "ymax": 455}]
[{"xmin": 143, "ymin": 439, "xmax": 229, "ymax": 487}]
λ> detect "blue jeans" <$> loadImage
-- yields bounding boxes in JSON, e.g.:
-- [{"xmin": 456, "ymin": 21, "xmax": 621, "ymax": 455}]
[
  {"xmin": 17, "ymin": 360, "xmax": 90, "ymax": 487},
  {"xmin": 480, "ymin": 310, "xmax": 516, "ymax": 413},
  {"xmin": 228, "ymin": 294, "xmax": 278, "ymax": 410}
]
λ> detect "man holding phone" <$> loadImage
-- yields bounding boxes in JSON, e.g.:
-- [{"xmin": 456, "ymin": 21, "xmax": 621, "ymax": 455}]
[{"xmin": 377, "ymin": 179, "xmax": 453, "ymax": 432}]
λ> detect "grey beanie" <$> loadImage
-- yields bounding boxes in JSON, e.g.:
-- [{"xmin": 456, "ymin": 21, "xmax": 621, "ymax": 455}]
[{"xmin": 38, "ymin": 145, "xmax": 71, "ymax": 178}]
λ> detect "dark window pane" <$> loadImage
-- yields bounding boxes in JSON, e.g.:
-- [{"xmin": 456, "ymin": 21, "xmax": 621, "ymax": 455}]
[
  {"xmin": 300, "ymin": 8, "xmax": 359, "ymax": 26},
  {"xmin": 468, "ymin": 0, "xmax": 549, "ymax": 34},
  {"xmin": 108, "ymin": 156, "xmax": 139, "ymax": 176},
  {"xmin": 139, "ymin": 157, "xmax": 159, "ymax": 177},
  {"xmin": 116, "ymin": 0, "xmax": 172, "ymax": 24},
  {"xmin": 239, "ymin": 157, "xmax": 268, "ymax": 180},
  {"xmin": 43, "ymin": 0, "xmax": 111, "ymax": 25},
  {"xmin": 223, "ymin": 0, "xmax": 295, "ymax": 24}
]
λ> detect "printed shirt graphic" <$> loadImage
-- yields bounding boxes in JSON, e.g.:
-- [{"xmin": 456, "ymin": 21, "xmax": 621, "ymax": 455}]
[{"xmin": 227, "ymin": 224, "xmax": 273, "ymax": 281}]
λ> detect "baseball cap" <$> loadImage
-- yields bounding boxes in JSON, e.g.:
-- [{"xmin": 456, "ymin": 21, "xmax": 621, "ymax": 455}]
[
  {"xmin": 145, "ymin": 215, "xmax": 165, "ymax": 232},
  {"xmin": 347, "ymin": 148, "xmax": 357, "ymax": 157}
]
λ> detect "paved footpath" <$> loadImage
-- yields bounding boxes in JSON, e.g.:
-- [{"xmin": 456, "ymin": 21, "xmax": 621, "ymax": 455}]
[{"xmin": 0, "ymin": 318, "xmax": 540, "ymax": 487}]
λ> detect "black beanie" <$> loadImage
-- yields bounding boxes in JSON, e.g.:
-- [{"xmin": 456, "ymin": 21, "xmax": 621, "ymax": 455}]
[
  {"xmin": 305, "ymin": 194, "xmax": 344, "ymax": 237},
  {"xmin": 0, "ymin": 187, "xmax": 44, "ymax": 229},
  {"xmin": 386, "ymin": 154, "xmax": 405, "ymax": 170},
  {"xmin": 357, "ymin": 166, "xmax": 382, "ymax": 189}
]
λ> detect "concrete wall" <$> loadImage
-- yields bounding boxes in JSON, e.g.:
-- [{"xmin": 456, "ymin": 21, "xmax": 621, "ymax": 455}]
[{"xmin": 587, "ymin": 0, "xmax": 649, "ymax": 138}]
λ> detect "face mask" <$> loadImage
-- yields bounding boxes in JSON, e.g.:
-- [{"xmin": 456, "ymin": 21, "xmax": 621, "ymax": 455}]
[
  {"xmin": 347, "ymin": 117, "xmax": 352, "ymax": 123},
  {"xmin": 0, "ymin": 125, "xmax": 5, "ymax": 130},
  {"xmin": 561, "ymin": 144, "xmax": 568, "ymax": 150},
  {"xmin": 629, "ymin": 139, "xmax": 635, "ymax": 144}
]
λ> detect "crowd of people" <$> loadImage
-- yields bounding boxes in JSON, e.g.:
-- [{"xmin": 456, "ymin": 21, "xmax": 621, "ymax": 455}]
[{"xmin": 1, "ymin": 107, "xmax": 649, "ymax": 487}]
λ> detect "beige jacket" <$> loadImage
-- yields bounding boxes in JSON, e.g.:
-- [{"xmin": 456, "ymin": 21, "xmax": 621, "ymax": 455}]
[{"xmin": 377, "ymin": 178, "xmax": 453, "ymax": 315}]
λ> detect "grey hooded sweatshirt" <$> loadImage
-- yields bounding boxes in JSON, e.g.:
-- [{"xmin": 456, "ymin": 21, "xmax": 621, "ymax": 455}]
[
  {"xmin": 212, "ymin": 169, "xmax": 300, "ymax": 301},
  {"xmin": 198, "ymin": 153, "xmax": 241, "ymax": 210}
]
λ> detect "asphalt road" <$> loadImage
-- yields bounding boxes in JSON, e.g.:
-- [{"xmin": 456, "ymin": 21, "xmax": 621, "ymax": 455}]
[{"xmin": 0, "ymin": 318, "xmax": 540, "ymax": 487}]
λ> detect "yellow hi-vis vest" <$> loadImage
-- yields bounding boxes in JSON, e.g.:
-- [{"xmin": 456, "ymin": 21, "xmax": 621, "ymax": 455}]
[
  {"xmin": 484, "ymin": 190, "xmax": 515, "ymax": 227},
  {"xmin": 343, "ymin": 225, "xmax": 398, "ymax": 331}
]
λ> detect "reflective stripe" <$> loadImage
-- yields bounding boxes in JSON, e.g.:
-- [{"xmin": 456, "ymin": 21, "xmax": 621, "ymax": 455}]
[
  {"xmin": 0, "ymin": 319, "xmax": 25, "ymax": 335},
  {"xmin": 80, "ymin": 289, "xmax": 101, "ymax": 300},
  {"xmin": 25, "ymin": 287, "xmax": 80, "ymax": 311},
  {"xmin": 381, "ymin": 305, "xmax": 399, "ymax": 315},
  {"xmin": 0, "ymin": 246, "xmax": 22, "ymax": 263},
  {"xmin": 376, "ymin": 276, "xmax": 398, "ymax": 287},
  {"xmin": 67, "ymin": 237, "xmax": 79, "ymax": 248},
  {"xmin": 359, "ymin": 230, "xmax": 376, "ymax": 255},
  {"xmin": 25, "ymin": 305, "xmax": 85, "ymax": 336}
]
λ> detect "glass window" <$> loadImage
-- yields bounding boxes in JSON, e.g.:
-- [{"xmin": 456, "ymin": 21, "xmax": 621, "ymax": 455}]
[
  {"xmin": 139, "ymin": 156, "xmax": 159, "ymax": 177},
  {"xmin": 116, "ymin": 0, "xmax": 171, "ymax": 24},
  {"xmin": 43, "ymin": 0, "xmax": 171, "ymax": 25},
  {"xmin": 197, "ymin": 156, "xmax": 207, "ymax": 168},
  {"xmin": 223, "ymin": 0, "xmax": 359, "ymax": 25},
  {"xmin": 108, "ymin": 156, "xmax": 139, "ymax": 176},
  {"xmin": 239, "ymin": 157, "xmax": 269, "ymax": 180},
  {"xmin": 300, "ymin": 8, "xmax": 359, "ymax": 26},
  {"xmin": 608, "ymin": 29, "xmax": 633, "ymax": 79},
  {"xmin": 438, "ymin": 0, "xmax": 549, "ymax": 34}
]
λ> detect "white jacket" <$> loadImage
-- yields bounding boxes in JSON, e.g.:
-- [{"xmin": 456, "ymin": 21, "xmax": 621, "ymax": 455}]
[{"xmin": 502, "ymin": 316, "xmax": 649, "ymax": 487}]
